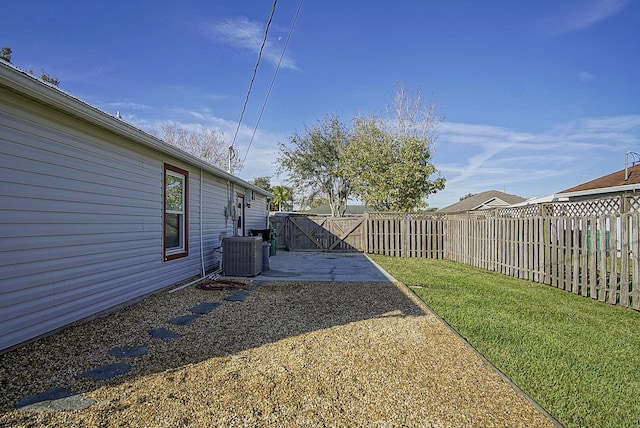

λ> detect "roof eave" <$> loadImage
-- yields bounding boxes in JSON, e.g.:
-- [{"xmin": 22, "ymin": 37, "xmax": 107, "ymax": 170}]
[
  {"xmin": 0, "ymin": 62, "xmax": 272, "ymax": 198},
  {"xmin": 558, "ymin": 183, "xmax": 640, "ymax": 199}
]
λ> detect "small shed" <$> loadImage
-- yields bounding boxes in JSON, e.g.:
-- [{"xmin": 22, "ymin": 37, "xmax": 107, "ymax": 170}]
[{"xmin": 0, "ymin": 62, "xmax": 271, "ymax": 352}]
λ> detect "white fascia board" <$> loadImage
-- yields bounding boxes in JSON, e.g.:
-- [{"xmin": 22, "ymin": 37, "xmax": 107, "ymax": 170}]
[
  {"xmin": 509, "ymin": 194, "xmax": 557, "ymax": 207},
  {"xmin": 471, "ymin": 197, "xmax": 500, "ymax": 211},
  {"xmin": 0, "ymin": 62, "xmax": 272, "ymax": 198},
  {"xmin": 558, "ymin": 183, "xmax": 640, "ymax": 199}
]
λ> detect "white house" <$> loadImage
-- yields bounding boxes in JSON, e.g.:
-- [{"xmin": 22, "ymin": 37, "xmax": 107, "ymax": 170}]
[{"xmin": 0, "ymin": 62, "xmax": 271, "ymax": 352}]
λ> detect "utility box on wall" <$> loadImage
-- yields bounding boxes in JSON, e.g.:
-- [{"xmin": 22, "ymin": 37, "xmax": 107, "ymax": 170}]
[{"xmin": 222, "ymin": 236, "xmax": 262, "ymax": 276}]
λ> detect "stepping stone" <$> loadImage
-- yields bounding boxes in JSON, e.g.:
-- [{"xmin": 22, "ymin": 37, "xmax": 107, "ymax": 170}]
[
  {"xmin": 16, "ymin": 387, "xmax": 96, "ymax": 412},
  {"xmin": 225, "ymin": 290, "xmax": 249, "ymax": 302},
  {"xmin": 189, "ymin": 302, "xmax": 221, "ymax": 314},
  {"xmin": 148, "ymin": 328, "xmax": 180, "ymax": 341},
  {"xmin": 168, "ymin": 314, "xmax": 200, "ymax": 325},
  {"xmin": 77, "ymin": 363, "xmax": 130, "ymax": 380},
  {"xmin": 109, "ymin": 345, "xmax": 148, "ymax": 358}
]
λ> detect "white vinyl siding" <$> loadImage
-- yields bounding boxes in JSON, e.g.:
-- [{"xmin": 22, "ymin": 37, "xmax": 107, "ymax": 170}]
[{"xmin": 0, "ymin": 83, "xmax": 269, "ymax": 352}]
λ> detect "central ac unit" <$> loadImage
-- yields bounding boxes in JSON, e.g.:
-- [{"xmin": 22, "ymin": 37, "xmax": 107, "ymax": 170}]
[{"xmin": 223, "ymin": 236, "xmax": 262, "ymax": 276}]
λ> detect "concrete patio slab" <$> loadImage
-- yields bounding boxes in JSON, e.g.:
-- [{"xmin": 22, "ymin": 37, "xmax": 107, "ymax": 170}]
[{"xmin": 252, "ymin": 251, "xmax": 395, "ymax": 283}]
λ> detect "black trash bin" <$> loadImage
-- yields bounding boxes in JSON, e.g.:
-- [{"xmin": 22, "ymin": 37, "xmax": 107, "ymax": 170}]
[
  {"xmin": 250, "ymin": 229, "xmax": 272, "ymax": 242},
  {"xmin": 261, "ymin": 241, "xmax": 270, "ymax": 271},
  {"xmin": 249, "ymin": 229, "xmax": 271, "ymax": 271}
]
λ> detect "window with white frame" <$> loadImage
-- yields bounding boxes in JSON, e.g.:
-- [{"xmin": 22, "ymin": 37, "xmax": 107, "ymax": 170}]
[{"xmin": 164, "ymin": 164, "xmax": 188, "ymax": 260}]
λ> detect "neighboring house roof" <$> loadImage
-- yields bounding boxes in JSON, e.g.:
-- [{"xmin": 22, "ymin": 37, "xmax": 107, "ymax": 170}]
[
  {"xmin": 438, "ymin": 190, "xmax": 526, "ymax": 213},
  {"xmin": 511, "ymin": 162, "xmax": 640, "ymax": 207},
  {"xmin": 557, "ymin": 163, "xmax": 640, "ymax": 197},
  {"xmin": 509, "ymin": 194, "xmax": 556, "ymax": 207},
  {"xmin": 0, "ymin": 61, "xmax": 271, "ymax": 198}
]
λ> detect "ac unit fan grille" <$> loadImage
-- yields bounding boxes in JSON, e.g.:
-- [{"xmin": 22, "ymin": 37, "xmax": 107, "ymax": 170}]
[{"xmin": 223, "ymin": 236, "xmax": 262, "ymax": 276}]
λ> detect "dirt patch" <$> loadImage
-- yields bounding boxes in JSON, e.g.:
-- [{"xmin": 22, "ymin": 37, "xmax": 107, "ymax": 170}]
[{"xmin": 0, "ymin": 280, "xmax": 556, "ymax": 427}]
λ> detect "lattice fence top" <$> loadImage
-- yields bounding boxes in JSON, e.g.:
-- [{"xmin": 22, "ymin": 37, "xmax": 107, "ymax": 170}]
[
  {"xmin": 453, "ymin": 194, "xmax": 640, "ymax": 219},
  {"xmin": 538, "ymin": 194, "xmax": 639, "ymax": 217},
  {"xmin": 496, "ymin": 205, "xmax": 542, "ymax": 218},
  {"xmin": 366, "ymin": 194, "xmax": 639, "ymax": 220},
  {"xmin": 543, "ymin": 199, "xmax": 616, "ymax": 216},
  {"xmin": 629, "ymin": 196, "xmax": 640, "ymax": 213}
]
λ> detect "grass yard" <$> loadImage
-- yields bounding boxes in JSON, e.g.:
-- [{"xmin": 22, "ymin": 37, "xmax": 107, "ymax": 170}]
[{"xmin": 370, "ymin": 255, "xmax": 640, "ymax": 428}]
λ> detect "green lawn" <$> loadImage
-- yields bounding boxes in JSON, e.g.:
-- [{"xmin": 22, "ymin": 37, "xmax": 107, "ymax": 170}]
[{"xmin": 370, "ymin": 255, "xmax": 640, "ymax": 428}]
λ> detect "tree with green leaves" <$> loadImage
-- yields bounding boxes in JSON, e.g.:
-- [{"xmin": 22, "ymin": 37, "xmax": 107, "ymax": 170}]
[
  {"xmin": 271, "ymin": 185, "xmax": 294, "ymax": 211},
  {"xmin": 1, "ymin": 46, "xmax": 60, "ymax": 86},
  {"xmin": 40, "ymin": 70, "xmax": 60, "ymax": 86},
  {"xmin": 298, "ymin": 191, "xmax": 328, "ymax": 211},
  {"xmin": 1, "ymin": 46, "xmax": 12, "ymax": 63},
  {"xmin": 251, "ymin": 176, "xmax": 272, "ymax": 193},
  {"xmin": 277, "ymin": 114, "xmax": 352, "ymax": 217},
  {"xmin": 342, "ymin": 83, "xmax": 445, "ymax": 211}
]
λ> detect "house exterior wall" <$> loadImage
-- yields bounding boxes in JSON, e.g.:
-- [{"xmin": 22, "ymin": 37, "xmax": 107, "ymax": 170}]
[{"xmin": 0, "ymin": 82, "xmax": 268, "ymax": 352}]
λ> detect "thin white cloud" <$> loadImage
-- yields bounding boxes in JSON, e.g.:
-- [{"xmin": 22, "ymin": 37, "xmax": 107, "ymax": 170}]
[
  {"xmin": 100, "ymin": 95, "xmax": 640, "ymax": 208},
  {"xmin": 203, "ymin": 17, "xmax": 297, "ymax": 70},
  {"xmin": 107, "ymin": 99, "xmax": 285, "ymax": 182},
  {"xmin": 109, "ymin": 101, "xmax": 154, "ymax": 111},
  {"xmin": 546, "ymin": 0, "xmax": 630, "ymax": 36},
  {"xmin": 578, "ymin": 71, "xmax": 595, "ymax": 82},
  {"xmin": 428, "ymin": 115, "xmax": 640, "ymax": 208}
]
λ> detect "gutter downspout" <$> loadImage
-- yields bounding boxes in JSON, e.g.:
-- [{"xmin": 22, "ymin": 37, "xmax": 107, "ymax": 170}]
[{"xmin": 200, "ymin": 169, "xmax": 205, "ymax": 277}]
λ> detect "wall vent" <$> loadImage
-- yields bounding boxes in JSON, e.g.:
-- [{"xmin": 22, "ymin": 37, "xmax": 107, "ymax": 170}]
[{"xmin": 222, "ymin": 236, "xmax": 262, "ymax": 276}]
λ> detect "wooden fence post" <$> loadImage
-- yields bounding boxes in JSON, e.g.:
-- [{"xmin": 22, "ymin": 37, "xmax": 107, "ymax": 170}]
[
  {"xmin": 632, "ymin": 214, "xmax": 640, "ymax": 310},
  {"xmin": 620, "ymin": 213, "xmax": 630, "ymax": 307},
  {"xmin": 363, "ymin": 212, "xmax": 370, "ymax": 253},
  {"xmin": 402, "ymin": 214, "xmax": 409, "ymax": 258}
]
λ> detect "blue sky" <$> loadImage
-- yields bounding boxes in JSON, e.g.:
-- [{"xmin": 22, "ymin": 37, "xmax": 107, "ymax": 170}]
[{"xmin": 3, "ymin": 0, "xmax": 639, "ymax": 208}]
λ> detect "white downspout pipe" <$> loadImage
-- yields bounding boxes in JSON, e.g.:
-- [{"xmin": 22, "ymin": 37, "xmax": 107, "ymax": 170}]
[{"xmin": 200, "ymin": 169, "xmax": 205, "ymax": 276}]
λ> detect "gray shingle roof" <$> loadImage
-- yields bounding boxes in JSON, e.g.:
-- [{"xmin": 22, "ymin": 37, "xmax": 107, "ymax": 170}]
[{"xmin": 437, "ymin": 190, "xmax": 526, "ymax": 213}]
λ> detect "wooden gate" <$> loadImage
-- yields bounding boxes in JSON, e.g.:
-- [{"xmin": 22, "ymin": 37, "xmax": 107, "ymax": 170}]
[{"xmin": 269, "ymin": 215, "xmax": 364, "ymax": 252}]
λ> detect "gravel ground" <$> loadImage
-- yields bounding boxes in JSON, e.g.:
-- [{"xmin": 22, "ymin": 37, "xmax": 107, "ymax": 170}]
[{"xmin": 0, "ymin": 279, "xmax": 557, "ymax": 427}]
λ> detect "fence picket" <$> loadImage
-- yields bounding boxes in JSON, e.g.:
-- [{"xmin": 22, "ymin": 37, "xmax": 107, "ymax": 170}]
[
  {"xmin": 620, "ymin": 214, "xmax": 630, "ymax": 307},
  {"xmin": 598, "ymin": 217, "xmax": 608, "ymax": 302},
  {"xmin": 609, "ymin": 216, "xmax": 618, "ymax": 305},
  {"xmin": 580, "ymin": 217, "xmax": 588, "ymax": 297},
  {"xmin": 572, "ymin": 220, "xmax": 580, "ymax": 294},
  {"xmin": 589, "ymin": 216, "xmax": 597, "ymax": 299},
  {"xmin": 632, "ymin": 216, "xmax": 640, "ymax": 310}
]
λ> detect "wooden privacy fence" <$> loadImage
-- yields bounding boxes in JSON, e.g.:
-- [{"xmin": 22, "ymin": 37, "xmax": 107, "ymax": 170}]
[
  {"xmin": 269, "ymin": 195, "xmax": 639, "ymax": 310},
  {"xmin": 446, "ymin": 213, "xmax": 640, "ymax": 310},
  {"xmin": 364, "ymin": 212, "xmax": 446, "ymax": 258},
  {"xmin": 269, "ymin": 214, "xmax": 364, "ymax": 252},
  {"xmin": 269, "ymin": 212, "xmax": 446, "ymax": 256}
]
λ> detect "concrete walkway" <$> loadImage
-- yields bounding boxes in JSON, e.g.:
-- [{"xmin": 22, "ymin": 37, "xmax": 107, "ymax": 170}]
[{"xmin": 253, "ymin": 251, "xmax": 396, "ymax": 283}]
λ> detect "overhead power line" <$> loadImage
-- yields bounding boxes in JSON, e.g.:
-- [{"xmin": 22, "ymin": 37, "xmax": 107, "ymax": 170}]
[
  {"xmin": 242, "ymin": 0, "xmax": 305, "ymax": 164},
  {"xmin": 230, "ymin": 0, "xmax": 278, "ymax": 150}
]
